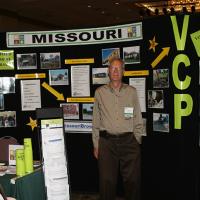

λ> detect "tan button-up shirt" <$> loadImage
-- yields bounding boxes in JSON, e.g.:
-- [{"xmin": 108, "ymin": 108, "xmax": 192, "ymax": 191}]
[{"xmin": 92, "ymin": 83, "xmax": 143, "ymax": 149}]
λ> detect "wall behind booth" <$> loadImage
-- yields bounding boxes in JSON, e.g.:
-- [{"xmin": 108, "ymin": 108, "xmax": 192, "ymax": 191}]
[{"xmin": 0, "ymin": 14, "xmax": 200, "ymax": 200}]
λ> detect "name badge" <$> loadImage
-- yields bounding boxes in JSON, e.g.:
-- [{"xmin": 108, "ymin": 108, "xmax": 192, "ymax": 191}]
[{"xmin": 124, "ymin": 107, "xmax": 134, "ymax": 118}]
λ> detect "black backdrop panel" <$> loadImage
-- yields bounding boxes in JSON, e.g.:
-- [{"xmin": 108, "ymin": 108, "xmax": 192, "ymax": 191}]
[{"xmin": 0, "ymin": 14, "xmax": 199, "ymax": 200}]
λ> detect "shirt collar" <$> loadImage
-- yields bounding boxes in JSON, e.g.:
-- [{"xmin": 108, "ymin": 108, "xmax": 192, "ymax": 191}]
[{"xmin": 107, "ymin": 82, "xmax": 126, "ymax": 92}]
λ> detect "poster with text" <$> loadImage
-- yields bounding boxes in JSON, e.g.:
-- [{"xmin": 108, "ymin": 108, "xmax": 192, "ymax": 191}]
[
  {"xmin": 20, "ymin": 80, "xmax": 41, "ymax": 111},
  {"xmin": 129, "ymin": 78, "xmax": 146, "ymax": 112},
  {"xmin": 71, "ymin": 65, "xmax": 90, "ymax": 97},
  {"xmin": 0, "ymin": 50, "xmax": 14, "ymax": 70}
]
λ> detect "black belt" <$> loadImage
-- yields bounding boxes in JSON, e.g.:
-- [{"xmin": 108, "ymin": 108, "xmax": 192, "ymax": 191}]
[{"xmin": 100, "ymin": 130, "xmax": 132, "ymax": 139}]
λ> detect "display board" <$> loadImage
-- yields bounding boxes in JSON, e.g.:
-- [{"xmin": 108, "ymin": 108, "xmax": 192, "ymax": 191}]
[{"xmin": 0, "ymin": 14, "xmax": 199, "ymax": 200}]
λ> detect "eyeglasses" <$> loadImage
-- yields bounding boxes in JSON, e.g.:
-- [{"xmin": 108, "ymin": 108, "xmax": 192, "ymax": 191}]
[{"xmin": 109, "ymin": 66, "xmax": 124, "ymax": 72}]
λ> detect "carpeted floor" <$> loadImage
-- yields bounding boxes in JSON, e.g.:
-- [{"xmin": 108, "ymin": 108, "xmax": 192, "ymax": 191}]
[
  {"xmin": 71, "ymin": 193, "xmax": 99, "ymax": 200},
  {"xmin": 71, "ymin": 193, "xmax": 124, "ymax": 200}
]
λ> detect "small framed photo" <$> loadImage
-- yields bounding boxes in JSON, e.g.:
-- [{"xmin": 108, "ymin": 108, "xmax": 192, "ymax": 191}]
[
  {"xmin": 2, "ymin": 77, "xmax": 15, "ymax": 94},
  {"xmin": 92, "ymin": 68, "xmax": 109, "ymax": 85},
  {"xmin": 148, "ymin": 90, "xmax": 164, "ymax": 109},
  {"xmin": 49, "ymin": 69, "xmax": 69, "ymax": 85},
  {"xmin": 17, "ymin": 53, "xmax": 37, "ymax": 70},
  {"xmin": 153, "ymin": 113, "xmax": 169, "ymax": 133},
  {"xmin": 60, "ymin": 103, "xmax": 79, "ymax": 119},
  {"xmin": 0, "ymin": 94, "xmax": 4, "ymax": 110},
  {"xmin": 127, "ymin": 26, "xmax": 137, "ymax": 38},
  {"xmin": 123, "ymin": 46, "xmax": 140, "ymax": 64},
  {"xmin": 0, "ymin": 111, "xmax": 16, "ymax": 127},
  {"xmin": 0, "ymin": 112, "xmax": 4, "ymax": 127},
  {"xmin": 82, "ymin": 103, "xmax": 94, "ymax": 120},
  {"xmin": 153, "ymin": 69, "xmax": 169, "ymax": 88},
  {"xmin": 102, "ymin": 48, "xmax": 120, "ymax": 65},
  {"xmin": 9, "ymin": 145, "xmax": 24, "ymax": 165},
  {"xmin": 40, "ymin": 52, "xmax": 61, "ymax": 69},
  {"xmin": 0, "ymin": 50, "xmax": 14, "ymax": 70}
]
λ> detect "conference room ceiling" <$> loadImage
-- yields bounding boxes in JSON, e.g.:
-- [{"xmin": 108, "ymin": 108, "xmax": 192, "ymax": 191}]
[{"xmin": 0, "ymin": 0, "xmax": 199, "ymax": 31}]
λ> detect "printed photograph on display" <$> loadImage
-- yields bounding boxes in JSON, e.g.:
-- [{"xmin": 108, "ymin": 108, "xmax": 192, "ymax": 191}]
[
  {"xmin": 82, "ymin": 104, "xmax": 94, "ymax": 120},
  {"xmin": 0, "ymin": 50, "xmax": 14, "ymax": 70},
  {"xmin": 0, "ymin": 111, "xmax": 16, "ymax": 128},
  {"xmin": 127, "ymin": 26, "xmax": 137, "ymax": 38},
  {"xmin": 16, "ymin": 53, "xmax": 37, "ymax": 70},
  {"xmin": 92, "ymin": 68, "xmax": 109, "ymax": 84},
  {"xmin": 9, "ymin": 145, "xmax": 24, "ymax": 165},
  {"xmin": 153, "ymin": 113, "xmax": 169, "ymax": 133},
  {"xmin": 49, "ymin": 69, "xmax": 69, "ymax": 85},
  {"xmin": 148, "ymin": 90, "xmax": 164, "ymax": 109},
  {"xmin": 60, "ymin": 103, "xmax": 79, "ymax": 119},
  {"xmin": 2, "ymin": 77, "xmax": 15, "ymax": 94},
  {"xmin": 41, "ymin": 118, "xmax": 63, "ymax": 129},
  {"xmin": 123, "ymin": 46, "xmax": 140, "ymax": 64},
  {"xmin": 102, "ymin": 48, "xmax": 120, "ymax": 65},
  {"xmin": 0, "ymin": 94, "xmax": 4, "ymax": 110},
  {"xmin": 13, "ymin": 34, "xmax": 24, "ymax": 45},
  {"xmin": 153, "ymin": 69, "xmax": 169, "ymax": 88},
  {"xmin": 40, "ymin": 52, "xmax": 61, "ymax": 69}
]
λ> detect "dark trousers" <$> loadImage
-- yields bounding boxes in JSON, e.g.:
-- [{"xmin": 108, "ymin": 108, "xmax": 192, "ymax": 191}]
[{"xmin": 98, "ymin": 133, "xmax": 141, "ymax": 200}]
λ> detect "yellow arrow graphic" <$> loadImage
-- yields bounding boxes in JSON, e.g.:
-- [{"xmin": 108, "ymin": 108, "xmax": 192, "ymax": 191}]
[
  {"xmin": 42, "ymin": 82, "xmax": 65, "ymax": 101},
  {"xmin": 151, "ymin": 47, "xmax": 170, "ymax": 68}
]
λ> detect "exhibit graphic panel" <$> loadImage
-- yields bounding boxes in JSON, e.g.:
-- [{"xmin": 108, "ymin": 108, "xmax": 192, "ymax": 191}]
[{"xmin": 0, "ymin": 13, "xmax": 199, "ymax": 200}]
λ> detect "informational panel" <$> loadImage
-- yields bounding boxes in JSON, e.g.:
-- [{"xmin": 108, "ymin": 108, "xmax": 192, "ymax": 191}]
[
  {"xmin": 41, "ymin": 119, "xmax": 69, "ymax": 200},
  {"xmin": 36, "ymin": 108, "xmax": 70, "ymax": 200},
  {"xmin": 0, "ymin": 15, "xmax": 198, "ymax": 142},
  {"xmin": 20, "ymin": 79, "xmax": 41, "ymax": 111}
]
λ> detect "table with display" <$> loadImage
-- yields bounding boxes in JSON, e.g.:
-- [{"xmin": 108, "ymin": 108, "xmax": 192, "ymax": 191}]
[{"xmin": 0, "ymin": 168, "xmax": 46, "ymax": 200}]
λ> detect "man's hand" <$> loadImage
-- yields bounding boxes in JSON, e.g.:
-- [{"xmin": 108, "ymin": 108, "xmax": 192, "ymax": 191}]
[{"xmin": 93, "ymin": 148, "xmax": 98, "ymax": 159}]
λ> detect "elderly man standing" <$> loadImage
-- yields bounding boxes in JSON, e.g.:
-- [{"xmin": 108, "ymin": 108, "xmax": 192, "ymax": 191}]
[{"xmin": 92, "ymin": 58, "xmax": 143, "ymax": 200}]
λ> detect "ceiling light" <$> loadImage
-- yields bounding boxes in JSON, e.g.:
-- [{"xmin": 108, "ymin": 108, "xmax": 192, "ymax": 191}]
[{"xmin": 136, "ymin": 0, "xmax": 200, "ymax": 14}]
